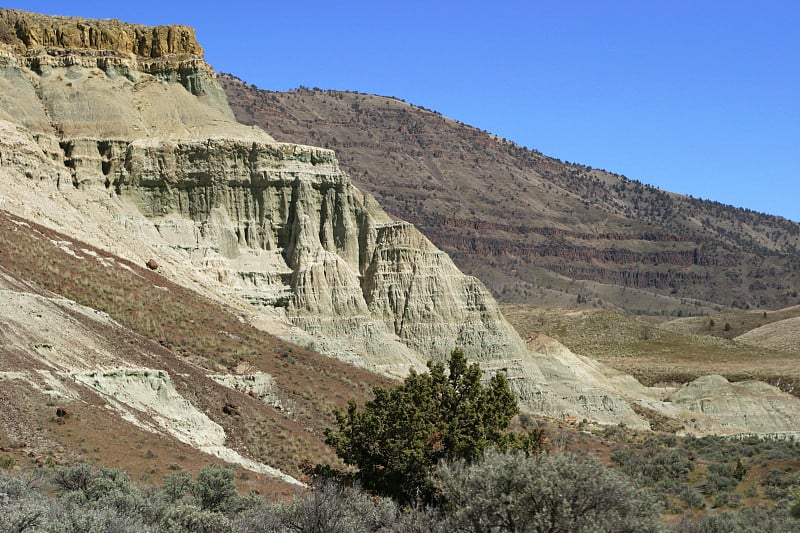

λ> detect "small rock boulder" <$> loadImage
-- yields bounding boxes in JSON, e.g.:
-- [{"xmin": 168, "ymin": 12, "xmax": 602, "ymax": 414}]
[
  {"xmin": 145, "ymin": 258, "xmax": 159, "ymax": 270},
  {"xmin": 55, "ymin": 407, "xmax": 70, "ymax": 425}
]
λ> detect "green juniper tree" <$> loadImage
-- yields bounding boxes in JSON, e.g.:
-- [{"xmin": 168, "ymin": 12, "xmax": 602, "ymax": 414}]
[{"xmin": 324, "ymin": 348, "xmax": 542, "ymax": 503}]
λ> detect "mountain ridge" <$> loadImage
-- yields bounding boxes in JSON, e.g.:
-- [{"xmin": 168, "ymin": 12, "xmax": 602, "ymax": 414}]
[{"xmin": 219, "ymin": 76, "xmax": 800, "ymax": 314}]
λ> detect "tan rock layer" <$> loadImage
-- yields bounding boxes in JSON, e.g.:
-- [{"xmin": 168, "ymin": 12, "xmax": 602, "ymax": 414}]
[{"xmin": 0, "ymin": 8, "xmax": 202, "ymax": 58}]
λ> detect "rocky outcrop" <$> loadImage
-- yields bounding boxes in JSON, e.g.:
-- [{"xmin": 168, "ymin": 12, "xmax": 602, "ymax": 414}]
[
  {"xmin": 0, "ymin": 9, "xmax": 251, "ymax": 140},
  {"xmin": 110, "ymin": 137, "xmax": 526, "ymax": 370},
  {"xmin": 209, "ymin": 373, "xmax": 281, "ymax": 409},
  {"xmin": 644, "ymin": 375, "xmax": 800, "ymax": 437},
  {"xmin": 362, "ymin": 221, "xmax": 529, "ymax": 360},
  {"xmin": 0, "ymin": 8, "xmax": 531, "ymax": 377},
  {"xmin": 0, "ymin": 9, "xmax": 203, "ymax": 57},
  {"xmin": 520, "ymin": 335, "xmax": 650, "ymax": 428}
]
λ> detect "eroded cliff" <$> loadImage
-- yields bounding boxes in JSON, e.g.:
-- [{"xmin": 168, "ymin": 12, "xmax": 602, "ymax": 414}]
[
  {"xmin": 0, "ymin": 8, "xmax": 531, "ymax": 379},
  {"xmin": 4, "ymin": 8, "xmax": 799, "ymax": 439}
]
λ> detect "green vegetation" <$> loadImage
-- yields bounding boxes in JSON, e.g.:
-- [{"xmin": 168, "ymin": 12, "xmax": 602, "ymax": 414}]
[
  {"xmin": 0, "ymin": 464, "xmax": 254, "ymax": 532},
  {"xmin": 599, "ymin": 427, "xmax": 800, "ymax": 520},
  {"xmin": 434, "ymin": 450, "xmax": 662, "ymax": 532},
  {"xmin": 5, "ymin": 437, "xmax": 797, "ymax": 532},
  {"xmin": 2, "ymin": 402, "xmax": 799, "ymax": 532},
  {"xmin": 323, "ymin": 349, "xmax": 543, "ymax": 503}
]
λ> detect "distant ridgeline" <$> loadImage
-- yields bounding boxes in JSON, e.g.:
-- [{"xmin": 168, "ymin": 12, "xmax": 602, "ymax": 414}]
[{"xmin": 219, "ymin": 75, "xmax": 800, "ymax": 314}]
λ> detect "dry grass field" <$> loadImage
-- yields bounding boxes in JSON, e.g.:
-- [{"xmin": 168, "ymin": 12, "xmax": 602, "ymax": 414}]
[{"xmin": 502, "ymin": 303, "xmax": 800, "ymax": 396}]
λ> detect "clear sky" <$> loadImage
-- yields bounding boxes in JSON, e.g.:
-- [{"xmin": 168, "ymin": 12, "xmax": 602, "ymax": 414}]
[{"xmin": 6, "ymin": 1, "xmax": 800, "ymax": 222}]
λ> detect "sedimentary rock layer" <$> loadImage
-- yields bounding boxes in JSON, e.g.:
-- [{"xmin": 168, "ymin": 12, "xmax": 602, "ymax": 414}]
[{"xmin": 0, "ymin": 7, "xmax": 531, "ymax": 375}]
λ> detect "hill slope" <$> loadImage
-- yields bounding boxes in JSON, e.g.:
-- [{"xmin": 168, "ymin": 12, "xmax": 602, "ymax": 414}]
[
  {"xmin": 0, "ymin": 209, "xmax": 389, "ymax": 496},
  {"xmin": 2, "ymin": 8, "xmax": 799, "ymax": 472},
  {"xmin": 502, "ymin": 304, "xmax": 800, "ymax": 396},
  {"xmin": 220, "ymin": 77, "xmax": 800, "ymax": 314},
  {"xmin": 0, "ymin": 7, "xmax": 531, "ymax": 376}
]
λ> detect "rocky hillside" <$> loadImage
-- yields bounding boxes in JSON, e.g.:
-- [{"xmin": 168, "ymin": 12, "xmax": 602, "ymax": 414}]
[
  {"xmin": 1, "ymin": 7, "xmax": 799, "ymax": 483},
  {"xmin": 220, "ymin": 78, "xmax": 800, "ymax": 314},
  {"xmin": 0, "ymin": 7, "xmax": 530, "ymax": 488},
  {"xmin": 0, "ymin": 8, "xmax": 530, "ymax": 375},
  {"xmin": 0, "ymin": 208, "xmax": 389, "ymax": 496},
  {"xmin": 503, "ymin": 304, "xmax": 800, "ymax": 396}
]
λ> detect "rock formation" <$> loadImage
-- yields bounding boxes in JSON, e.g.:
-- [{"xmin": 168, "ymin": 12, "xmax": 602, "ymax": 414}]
[
  {"xmin": 1, "ymin": 7, "xmax": 798, "ymax": 440},
  {"xmin": 0, "ymin": 7, "xmax": 529, "ymax": 377},
  {"xmin": 0, "ymin": 9, "xmax": 203, "ymax": 56},
  {"xmin": 646, "ymin": 375, "xmax": 800, "ymax": 437}
]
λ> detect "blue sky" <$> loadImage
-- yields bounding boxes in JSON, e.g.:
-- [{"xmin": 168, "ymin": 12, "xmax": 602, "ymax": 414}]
[{"xmin": 6, "ymin": 1, "xmax": 800, "ymax": 221}]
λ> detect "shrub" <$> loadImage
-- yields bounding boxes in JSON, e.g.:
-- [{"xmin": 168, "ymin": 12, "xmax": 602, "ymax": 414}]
[
  {"xmin": 712, "ymin": 491, "xmax": 740, "ymax": 509},
  {"xmin": 612, "ymin": 447, "xmax": 694, "ymax": 484},
  {"xmin": 236, "ymin": 479, "xmax": 400, "ymax": 533},
  {"xmin": 160, "ymin": 503, "xmax": 232, "ymax": 533},
  {"xmin": 733, "ymin": 458, "xmax": 747, "ymax": 481},
  {"xmin": 53, "ymin": 463, "xmax": 94, "ymax": 493},
  {"xmin": 191, "ymin": 466, "xmax": 239, "ymax": 513},
  {"xmin": 0, "ymin": 455, "xmax": 16, "ymax": 470},
  {"xmin": 702, "ymin": 462, "xmax": 739, "ymax": 495},
  {"xmin": 85, "ymin": 467, "xmax": 146, "ymax": 517},
  {"xmin": 161, "ymin": 470, "xmax": 193, "ymax": 504},
  {"xmin": 791, "ymin": 496, "xmax": 800, "ymax": 519},
  {"xmin": 679, "ymin": 485, "xmax": 707, "ymax": 510},
  {"xmin": 0, "ymin": 471, "xmax": 51, "ymax": 533},
  {"xmin": 760, "ymin": 468, "xmax": 800, "ymax": 500},
  {"xmin": 433, "ymin": 450, "xmax": 663, "ymax": 532},
  {"xmin": 679, "ymin": 505, "xmax": 797, "ymax": 532},
  {"xmin": 55, "ymin": 505, "xmax": 156, "ymax": 532}
]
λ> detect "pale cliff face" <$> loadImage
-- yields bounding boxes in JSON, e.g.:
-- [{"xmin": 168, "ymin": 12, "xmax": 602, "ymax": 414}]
[
  {"xmin": 0, "ymin": 8, "xmax": 533, "ymax": 381},
  {"xmin": 83, "ymin": 135, "xmax": 532, "ymax": 372}
]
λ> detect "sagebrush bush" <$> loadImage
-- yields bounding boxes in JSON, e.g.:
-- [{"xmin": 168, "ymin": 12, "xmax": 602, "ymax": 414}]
[
  {"xmin": 0, "ymin": 464, "xmax": 251, "ymax": 532},
  {"xmin": 433, "ymin": 449, "xmax": 663, "ymax": 532},
  {"xmin": 160, "ymin": 503, "xmax": 232, "ymax": 533},
  {"xmin": 161, "ymin": 470, "xmax": 194, "ymax": 504},
  {"xmin": 0, "ymin": 471, "xmax": 51, "ymax": 533},
  {"xmin": 678, "ymin": 504, "xmax": 797, "ymax": 532},
  {"xmin": 53, "ymin": 463, "xmax": 94, "ymax": 492},
  {"xmin": 760, "ymin": 468, "xmax": 800, "ymax": 500},
  {"xmin": 702, "ymin": 462, "xmax": 739, "ymax": 495},
  {"xmin": 191, "ymin": 466, "xmax": 239, "ymax": 513},
  {"xmin": 1, "ymin": 443, "xmax": 796, "ymax": 532},
  {"xmin": 612, "ymin": 447, "xmax": 694, "ymax": 484},
  {"xmin": 235, "ymin": 479, "xmax": 401, "ymax": 533}
]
